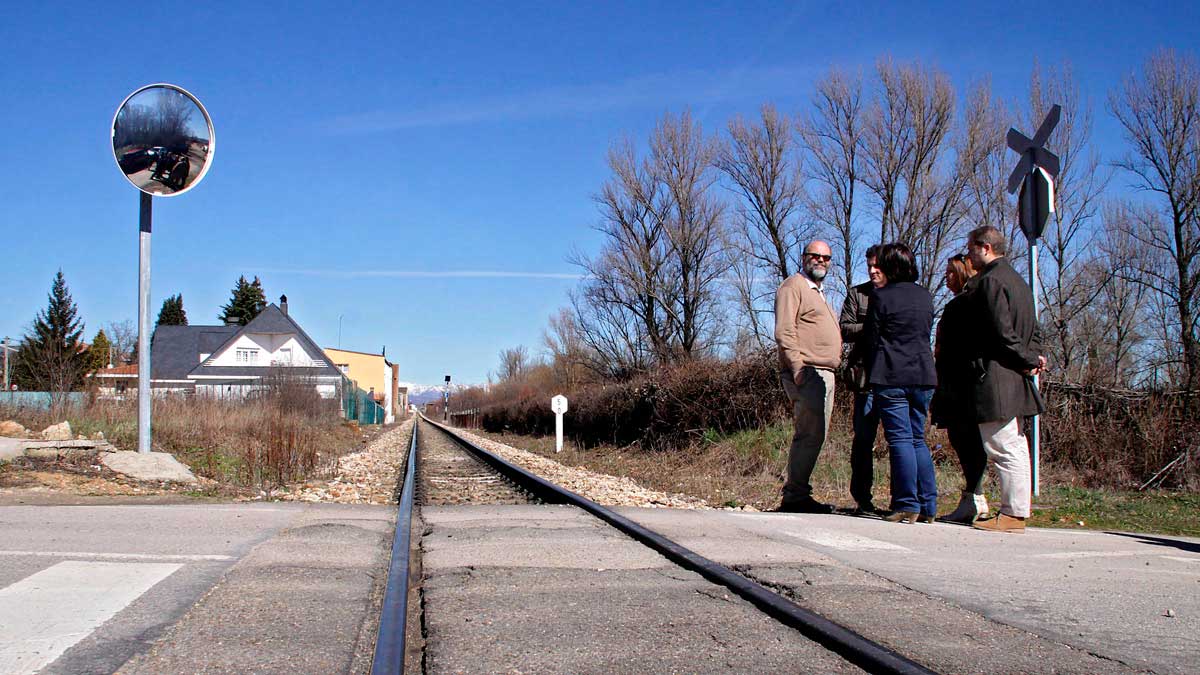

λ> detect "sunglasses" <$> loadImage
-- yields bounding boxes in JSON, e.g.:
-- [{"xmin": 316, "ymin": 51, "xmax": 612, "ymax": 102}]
[{"xmin": 804, "ymin": 253, "xmax": 832, "ymax": 263}]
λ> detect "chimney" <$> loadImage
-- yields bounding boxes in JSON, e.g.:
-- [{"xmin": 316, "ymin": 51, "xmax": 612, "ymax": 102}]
[{"xmin": 280, "ymin": 294, "xmax": 288, "ymax": 316}]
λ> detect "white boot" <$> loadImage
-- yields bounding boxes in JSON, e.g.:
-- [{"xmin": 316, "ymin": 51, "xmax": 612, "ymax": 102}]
[{"xmin": 940, "ymin": 491, "xmax": 980, "ymax": 523}]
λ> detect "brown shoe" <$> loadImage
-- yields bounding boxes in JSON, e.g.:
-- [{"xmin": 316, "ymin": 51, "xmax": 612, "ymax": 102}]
[
  {"xmin": 972, "ymin": 513, "xmax": 1026, "ymax": 533},
  {"xmin": 883, "ymin": 511, "xmax": 918, "ymax": 524}
]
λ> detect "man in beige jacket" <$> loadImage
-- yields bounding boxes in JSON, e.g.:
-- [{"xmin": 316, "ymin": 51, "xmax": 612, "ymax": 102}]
[{"xmin": 774, "ymin": 240, "xmax": 843, "ymax": 513}]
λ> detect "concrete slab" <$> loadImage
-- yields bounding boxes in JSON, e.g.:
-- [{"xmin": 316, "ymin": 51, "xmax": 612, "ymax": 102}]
[
  {"xmin": 0, "ymin": 437, "xmax": 23, "ymax": 461},
  {"xmin": 421, "ymin": 504, "xmax": 861, "ymax": 674},
  {"xmin": 100, "ymin": 451, "xmax": 197, "ymax": 484},
  {"xmin": 617, "ymin": 507, "xmax": 1199, "ymax": 674},
  {"xmin": 117, "ymin": 504, "xmax": 394, "ymax": 675}
]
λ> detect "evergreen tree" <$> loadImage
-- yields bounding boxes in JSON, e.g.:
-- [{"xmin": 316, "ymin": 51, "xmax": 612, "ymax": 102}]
[
  {"xmin": 15, "ymin": 271, "xmax": 87, "ymax": 392},
  {"xmin": 87, "ymin": 329, "xmax": 112, "ymax": 373},
  {"xmin": 218, "ymin": 276, "xmax": 267, "ymax": 326},
  {"xmin": 156, "ymin": 294, "xmax": 188, "ymax": 326}
]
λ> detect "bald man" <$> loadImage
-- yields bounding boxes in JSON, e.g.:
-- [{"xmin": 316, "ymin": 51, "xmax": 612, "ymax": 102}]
[{"xmin": 773, "ymin": 240, "xmax": 842, "ymax": 513}]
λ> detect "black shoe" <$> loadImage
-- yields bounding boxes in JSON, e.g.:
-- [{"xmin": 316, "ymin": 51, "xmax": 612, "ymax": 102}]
[
  {"xmin": 848, "ymin": 502, "xmax": 887, "ymax": 517},
  {"xmin": 775, "ymin": 498, "xmax": 835, "ymax": 514}
]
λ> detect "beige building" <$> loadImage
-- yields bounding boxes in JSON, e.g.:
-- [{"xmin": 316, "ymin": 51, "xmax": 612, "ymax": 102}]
[{"xmin": 323, "ymin": 347, "xmax": 401, "ymax": 423}]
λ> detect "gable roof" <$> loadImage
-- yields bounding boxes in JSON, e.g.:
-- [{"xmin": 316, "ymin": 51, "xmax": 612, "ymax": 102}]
[
  {"xmin": 188, "ymin": 304, "xmax": 341, "ymax": 379},
  {"xmin": 151, "ymin": 325, "xmax": 241, "ymax": 379}
]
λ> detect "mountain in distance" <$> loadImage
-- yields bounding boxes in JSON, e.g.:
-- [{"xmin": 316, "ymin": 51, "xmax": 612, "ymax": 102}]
[{"xmin": 399, "ymin": 381, "xmax": 461, "ymax": 405}]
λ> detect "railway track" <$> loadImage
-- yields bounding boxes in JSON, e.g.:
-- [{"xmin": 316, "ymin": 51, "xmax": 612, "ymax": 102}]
[{"xmin": 371, "ymin": 416, "xmax": 938, "ymax": 675}]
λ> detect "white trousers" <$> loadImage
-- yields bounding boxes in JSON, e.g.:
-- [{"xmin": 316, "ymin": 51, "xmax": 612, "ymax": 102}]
[{"xmin": 978, "ymin": 418, "xmax": 1031, "ymax": 518}]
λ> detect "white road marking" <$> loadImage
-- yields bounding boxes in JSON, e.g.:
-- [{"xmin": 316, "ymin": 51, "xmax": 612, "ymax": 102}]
[
  {"xmin": 1161, "ymin": 555, "xmax": 1200, "ymax": 564},
  {"xmin": 0, "ymin": 550, "xmax": 233, "ymax": 561},
  {"xmin": 1035, "ymin": 550, "xmax": 1158, "ymax": 560},
  {"xmin": 0, "ymin": 560, "xmax": 182, "ymax": 674},
  {"xmin": 782, "ymin": 528, "xmax": 910, "ymax": 551}
]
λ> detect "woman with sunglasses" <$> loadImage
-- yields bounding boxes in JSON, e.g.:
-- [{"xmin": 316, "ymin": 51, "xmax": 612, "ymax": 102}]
[{"xmin": 861, "ymin": 242, "xmax": 938, "ymax": 523}]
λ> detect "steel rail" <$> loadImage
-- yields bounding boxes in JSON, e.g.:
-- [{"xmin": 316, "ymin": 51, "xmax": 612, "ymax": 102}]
[
  {"xmin": 422, "ymin": 416, "xmax": 937, "ymax": 675},
  {"xmin": 371, "ymin": 421, "xmax": 420, "ymax": 675}
]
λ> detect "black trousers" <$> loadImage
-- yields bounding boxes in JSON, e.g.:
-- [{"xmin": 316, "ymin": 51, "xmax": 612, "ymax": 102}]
[{"xmin": 947, "ymin": 421, "xmax": 987, "ymax": 494}]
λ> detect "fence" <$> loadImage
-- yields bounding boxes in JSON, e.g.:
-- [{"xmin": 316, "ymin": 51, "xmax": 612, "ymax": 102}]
[
  {"xmin": 0, "ymin": 391, "xmax": 86, "ymax": 413},
  {"xmin": 341, "ymin": 378, "xmax": 386, "ymax": 425}
]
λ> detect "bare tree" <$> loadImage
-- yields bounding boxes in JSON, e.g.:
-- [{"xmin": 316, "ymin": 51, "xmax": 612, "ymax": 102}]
[
  {"xmin": 650, "ymin": 110, "xmax": 728, "ymax": 358},
  {"xmin": 497, "ymin": 345, "xmax": 530, "ymax": 383},
  {"xmin": 861, "ymin": 59, "xmax": 966, "ymax": 289},
  {"xmin": 542, "ymin": 308, "xmax": 591, "ymax": 390},
  {"xmin": 1108, "ymin": 49, "xmax": 1200, "ymax": 394},
  {"xmin": 798, "ymin": 68, "xmax": 864, "ymax": 300},
  {"xmin": 573, "ymin": 111, "xmax": 726, "ymax": 371},
  {"xmin": 105, "ymin": 319, "xmax": 137, "ymax": 364},
  {"xmin": 715, "ymin": 104, "xmax": 807, "ymax": 348}
]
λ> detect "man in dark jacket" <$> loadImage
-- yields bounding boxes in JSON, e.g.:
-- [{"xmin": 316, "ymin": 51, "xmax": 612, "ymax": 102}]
[
  {"xmin": 964, "ymin": 226, "xmax": 1046, "ymax": 533},
  {"xmin": 839, "ymin": 245, "xmax": 885, "ymax": 515}
]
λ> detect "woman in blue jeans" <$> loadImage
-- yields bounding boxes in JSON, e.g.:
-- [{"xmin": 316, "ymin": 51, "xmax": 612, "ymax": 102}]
[{"xmin": 861, "ymin": 242, "xmax": 938, "ymax": 523}]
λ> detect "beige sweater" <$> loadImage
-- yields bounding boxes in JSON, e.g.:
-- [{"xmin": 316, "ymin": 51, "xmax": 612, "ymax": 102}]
[{"xmin": 775, "ymin": 273, "xmax": 843, "ymax": 375}]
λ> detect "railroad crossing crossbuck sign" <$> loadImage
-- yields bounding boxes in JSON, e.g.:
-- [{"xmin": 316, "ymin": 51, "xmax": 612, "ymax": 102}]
[{"xmin": 1006, "ymin": 104, "xmax": 1061, "ymax": 241}]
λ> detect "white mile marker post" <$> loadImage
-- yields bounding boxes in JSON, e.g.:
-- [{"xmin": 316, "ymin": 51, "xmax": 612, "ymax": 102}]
[{"xmin": 551, "ymin": 394, "xmax": 568, "ymax": 453}]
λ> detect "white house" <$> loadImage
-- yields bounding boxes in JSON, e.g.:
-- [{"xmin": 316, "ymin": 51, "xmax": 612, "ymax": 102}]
[{"xmin": 150, "ymin": 296, "xmax": 343, "ymax": 397}]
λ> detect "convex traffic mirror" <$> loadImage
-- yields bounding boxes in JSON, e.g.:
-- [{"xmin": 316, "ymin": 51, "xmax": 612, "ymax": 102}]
[{"xmin": 111, "ymin": 84, "xmax": 215, "ymax": 196}]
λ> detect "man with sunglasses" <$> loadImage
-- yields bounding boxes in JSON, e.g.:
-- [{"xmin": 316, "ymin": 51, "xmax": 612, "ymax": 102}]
[{"xmin": 774, "ymin": 241, "xmax": 842, "ymax": 513}]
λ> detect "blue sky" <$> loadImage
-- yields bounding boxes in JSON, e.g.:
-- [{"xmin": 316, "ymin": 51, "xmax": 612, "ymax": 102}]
[{"xmin": 1, "ymin": 2, "xmax": 1196, "ymax": 385}]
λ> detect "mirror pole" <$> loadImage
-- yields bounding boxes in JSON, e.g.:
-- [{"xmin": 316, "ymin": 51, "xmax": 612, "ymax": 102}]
[{"xmin": 137, "ymin": 191, "xmax": 153, "ymax": 454}]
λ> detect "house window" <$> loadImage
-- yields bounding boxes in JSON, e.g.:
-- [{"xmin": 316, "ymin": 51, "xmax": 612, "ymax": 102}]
[
  {"xmin": 275, "ymin": 348, "xmax": 292, "ymax": 365},
  {"xmin": 338, "ymin": 364, "xmax": 350, "ymax": 374},
  {"xmin": 236, "ymin": 349, "xmax": 259, "ymax": 364}
]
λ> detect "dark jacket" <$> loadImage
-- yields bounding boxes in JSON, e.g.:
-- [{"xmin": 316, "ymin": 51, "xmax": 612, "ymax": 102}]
[
  {"xmin": 965, "ymin": 257, "xmax": 1045, "ymax": 422},
  {"xmin": 863, "ymin": 281, "xmax": 937, "ymax": 387},
  {"xmin": 839, "ymin": 281, "xmax": 874, "ymax": 391},
  {"xmin": 930, "ymin": 291, "xmax": 973, "ymax": 427}
]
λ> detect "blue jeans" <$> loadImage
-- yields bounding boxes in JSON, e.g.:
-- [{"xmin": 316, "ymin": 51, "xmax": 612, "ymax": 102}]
[{"xmin": 873, "ymin": 386, "xmax": 937, "ymax": 515}]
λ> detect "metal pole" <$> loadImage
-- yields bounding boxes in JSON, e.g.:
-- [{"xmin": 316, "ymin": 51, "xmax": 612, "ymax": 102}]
[
  {"xmin": 138, "ymin": 192, "xmax": 153, "ymax": 454},
  {"xmin": 1029, "ymin": 240, "xmax": 1040, "ymax": 497},
  {"xmin": 2, "ymin": 336, "xmax": 9, "ymax": 391}
]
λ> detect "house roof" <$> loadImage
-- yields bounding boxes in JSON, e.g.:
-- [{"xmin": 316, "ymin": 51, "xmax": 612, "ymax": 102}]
[
  {"xmin": 149, "ymin": 304, "xmax": 341, "ymax": 382},
  {"xmin": 151, "ymin": 325, "xmax": 240, "ymax": 379},
  {"xmin": 187, "ymin": 304, "xmax": 341, "ymax": 380}
]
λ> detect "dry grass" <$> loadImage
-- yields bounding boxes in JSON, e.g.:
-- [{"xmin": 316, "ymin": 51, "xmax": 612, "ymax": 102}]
[
  {"xmin": 1, "ymin": 395, "xmax": 364, "ymax": 491},
  {"xmin": 472, "ymin": 403, "xmax": 971, "ymax": 512}
]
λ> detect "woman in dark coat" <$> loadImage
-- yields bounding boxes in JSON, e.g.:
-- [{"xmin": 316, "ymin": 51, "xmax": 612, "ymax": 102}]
[
  {"xmin": 862, "ymin": 243, "xmax": 938, "ymax": 523},
  {"xmin": 930, "ymin": 254, "xmax": 989, "ymax": 523}
]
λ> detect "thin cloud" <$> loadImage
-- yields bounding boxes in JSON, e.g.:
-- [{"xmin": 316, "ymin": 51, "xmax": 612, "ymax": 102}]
[
  {"xmin": 323, "ymin": 65, "xmax": 814, "ymax": 134},
  {"xmin": 261, "ymin": 267, "xmax": 587, "ymax": 280}
]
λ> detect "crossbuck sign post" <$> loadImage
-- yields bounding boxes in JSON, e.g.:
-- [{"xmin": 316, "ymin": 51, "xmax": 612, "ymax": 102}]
[
  {"xmin": 550, "ymin": 395, "xmax": 568, "ymax": 453},
  {"xmin": 1005, "ymin": 103, "xmax": 1061, "ymax": 497}
]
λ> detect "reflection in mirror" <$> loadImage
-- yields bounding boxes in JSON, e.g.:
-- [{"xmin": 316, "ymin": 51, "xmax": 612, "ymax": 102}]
[{"xmin": 112, "ymin": 85, "xmax": 214, "ymax": 196}]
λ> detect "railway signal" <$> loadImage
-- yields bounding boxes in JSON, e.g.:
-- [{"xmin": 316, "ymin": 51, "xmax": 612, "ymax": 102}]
[
  {"xmin": 111, "ymin": 84, "xmax": 215, "ymax": 454},
  {"xmin": 1005, "ymin": 103, "xmax": 1060, "ymax": 497}
]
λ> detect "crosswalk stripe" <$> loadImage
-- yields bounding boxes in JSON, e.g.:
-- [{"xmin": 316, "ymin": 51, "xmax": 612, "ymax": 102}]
[
  {"xmin": 782, "ymin": 528, "xmax": 911, "ymax": 551},
  {"xmin": 0, "ymin": 560, "xmax": 182, "ymax": 675},
  {"xmin": 0, "ymin": 550, "xmax": 233, "ymax": 562}
]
